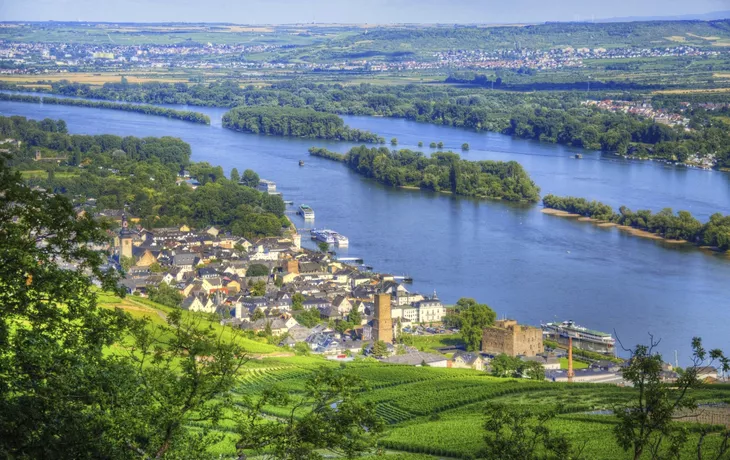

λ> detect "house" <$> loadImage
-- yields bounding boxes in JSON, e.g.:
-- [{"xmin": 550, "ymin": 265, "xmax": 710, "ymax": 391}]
[
  {"xmin": 381, "ymin": 350, "xmax": 449, "ymax": 367},
  {"xmin": 198, "ymin": 267, "xmax": 219, "ymax": 279},
  {"xmin": 697, "ymin": 366, "xmax": 719, "ymax": 381},
  {"xmin": 521, "ymin": 354, "xmax": 560, "ymax": 371},
  {"xmin": 173, "ymin": 252, "xmax": 198, "ymax": 271},
  {"xmin": 332, "ymin": 295, "xmax": 353, "ymax": 314},
  {"xmin": 181, "ymin": 294, "xmax": 215, "ymax": 314},
  {"xmin": 451, "ymin": 351, "xmax": 486, "ymax": 371},
  {"xmin": 302, "ymin": 297, "xmax": 331, "ymax": 310},
  {"xmin": 415, "ymin": 297, "xmax": 445, "ymax": 323}
]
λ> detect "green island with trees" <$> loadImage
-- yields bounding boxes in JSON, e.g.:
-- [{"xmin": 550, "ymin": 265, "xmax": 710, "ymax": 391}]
[
  {"xmin": 222, "ymin": 106, "xmax": 384, "ymax": 143},
  {"xmin": 1, "ymin": 115, "xmax": 285, "ymax": 237},
  {"xmin": 543, "ymin": 194, "xmax": 730, "ymax": 250},
  {"xmin": 0, "ymin": 91, "xmax": 211, "ymax": 124},
  {"xmin": 309, "ymin": 146, "xmax": 541, "ymax": 202}
]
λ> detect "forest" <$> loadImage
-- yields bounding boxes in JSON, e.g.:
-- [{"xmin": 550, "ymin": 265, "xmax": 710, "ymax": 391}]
[
  {"xmin": 222, "ymin": 106, "xmax": 383, "ymax": 142},
  {"xmin": 1, "ymin": 115, "xmax": 285, "ymax": 238},
  {"xmin": 20, "ymin": 80, "xmax": 730, "ymax": 168},
  {"xmin": 542, "ymin": 194, "xmax": 730, "ymax": 249},
  {"xmin": 310, "ymin": 145, "xmax": 540, "ymax": 202},
  {"xmin": 0, "ymin": 92, "xmax": 210, "ymax": 124}
]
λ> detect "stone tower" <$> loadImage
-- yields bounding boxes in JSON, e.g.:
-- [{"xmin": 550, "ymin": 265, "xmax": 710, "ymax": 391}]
[
  {"xmin": 119, "ymin": 214, "xmax": 134, "ymax": 260},
  {"xmin": 373, "ymin": 293, "xmax": 393, "ymax": 343}
]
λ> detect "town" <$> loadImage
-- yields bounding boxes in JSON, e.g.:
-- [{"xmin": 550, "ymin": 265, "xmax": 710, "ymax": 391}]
[{"xmin": 102, "ymin": 176, "xmax": 720, "ymax": 386}]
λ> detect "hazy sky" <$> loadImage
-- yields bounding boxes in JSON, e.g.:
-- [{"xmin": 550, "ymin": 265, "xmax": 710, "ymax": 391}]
[{"xmin": 1, "ymin": 0, "xmax": 727, "ymax": 23}]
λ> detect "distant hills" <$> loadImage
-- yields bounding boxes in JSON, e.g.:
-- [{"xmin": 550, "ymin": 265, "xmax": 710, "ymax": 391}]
[{"xmin": 597, "ymin": 10, "xmax": 730, "ymax": 23}]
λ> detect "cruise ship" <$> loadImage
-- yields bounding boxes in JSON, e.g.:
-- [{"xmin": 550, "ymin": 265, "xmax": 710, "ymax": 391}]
[
  {"xmin": 311, "ymin": 229, "xmax": 349, "ymax": 247},
  {"xmin": 298, "ymin": 204, "xmax": 315, "ymax": 220},
  {"xmin": 541, "ymin": 320, "xmax": 615, "ymax": 349}
]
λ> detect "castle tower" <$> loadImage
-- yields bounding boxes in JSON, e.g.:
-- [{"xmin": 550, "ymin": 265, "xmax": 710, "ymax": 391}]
[
  {"xmin": 373, "ymin": 293, "xmax": 393, "ymax": 343},
  {"xmin": 119, "ymin": 214, "xmax": 134, "ymax": 260}
]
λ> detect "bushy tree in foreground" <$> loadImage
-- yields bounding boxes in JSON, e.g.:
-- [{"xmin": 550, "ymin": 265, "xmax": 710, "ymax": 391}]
[
  {"xmin": 236, "ymin": 367, "xmax": 383, "ymax": 459},
  {"xmin": 614, "ymin": 335, "xmax": 730, "ymax": 460},
  {"xmin": 0, "ymin": 154, "xmax": 382, "ymax": 458},
  {"xmin": 482, "ymin": 403, "xmax": 583, "ymax": 460}
]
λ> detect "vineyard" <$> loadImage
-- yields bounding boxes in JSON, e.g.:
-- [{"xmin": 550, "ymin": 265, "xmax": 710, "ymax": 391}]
[{"xmin": 179, "ymin": 355, "xmax": 730, "ymax": 459}]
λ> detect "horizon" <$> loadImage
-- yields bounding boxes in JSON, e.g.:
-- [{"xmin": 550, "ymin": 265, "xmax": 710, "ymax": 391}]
[{"xmin": 1, "ymin": 0, "xmax": 728, "ymax": 24}]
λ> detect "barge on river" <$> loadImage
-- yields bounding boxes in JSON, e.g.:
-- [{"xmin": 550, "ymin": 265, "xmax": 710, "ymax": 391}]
[{"xmin": 541, "ymin": 320, "xmax": 615, "ymax": 353}]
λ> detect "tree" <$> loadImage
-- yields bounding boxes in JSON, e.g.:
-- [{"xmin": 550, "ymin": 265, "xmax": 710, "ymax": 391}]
[
  {"xmin": 490, "ymin": 354, "xmax": 521, "ymax": 378},
  {"xmin": 148, "ymin": 262, "xmax": 164, "ymax": 273},
  {"xmin": 349, "ymin": 308, "xmax": 362, "ymax": 326},
  {"xmin": 462, "ymin": 143, "xmax": 470, "ymax": 151},
  {"xmin": 120, "ymin": 255, "xmax": 134, "ymax": 271},
  {"xmin": 390, "ymin": 138, "xmax": 398, "ymax": 145},
  {"xmin": 252, "ymin": 308, "xmax": 266, "ymax": 321},
  {"xmin": 147, "ymin": 282, "xmax": 183, "ymax": 308},
  {"xmin": 230, "ymin": 167, "xmax": 240, "ymax": 183},
  {"xmin": 292, "ymin": 292, "xmax": 305, "ymax": 311},
  {"xmin": 482, "ymin": 403, "xmax": 579, "ymax": 460},
  {"xmin": 249, "ymin": 280, "xmax": 266, "ymax": 296},
  {"xmin": 318, "ymin": 241, "xmax": 329, "ymax": 253},
  {"xmin": 294, "ymin": 341, "xmax": 310, "ymax": 356},
  {"xmin": 0, "ymin": 154, "xmax": 250, "ymax": 458},
  {"xmin": 418, "ymin": 141, "xmax": 423, "ymax": 147},
  {"xmin": 295, "ymin": 309, "xmax": 322, "ymax": 328},
  {"xmin": 437, "ymin": 141, "xmax": 444, "ymax": 149},
  {"xmin": 246, "ymin": 263, "xmax": 269, "ymax": 277},
  {"xmin": 456, "ymin": 298, "xmax": 496, "ymax": 351},
  {"xmin": 236, "ymin": 367, "xmax": 383, "ymax": 459},
  {"xmin": 521, "ymin": 360, "xmax": 545, "ymax": 381},
  {"xmin": 371, "ymin": 340, "xmax": 389, "ymax": 358},
  {"xmin": 0, "ymin": 153, "xmax": 128, "ymax": 457},
  {"xmin": 614, "ymin": 336, "xmax": 729, "ymax": 460},
  {"xmin": 241, "ymin": 169, "xmax": 260, "ymax": 188}
]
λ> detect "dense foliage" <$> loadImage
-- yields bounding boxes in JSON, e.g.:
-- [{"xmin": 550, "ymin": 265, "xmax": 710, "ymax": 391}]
[
  {"xmin": 28, "ymin": 80, "xmax": 730, "ymax": 168},
  {"xmin": 0, "ymin": 92, "xmax": 210, "ymax": 124},
  {"xmin": 222, "ymin": 106, "xmax": 383, "ymax": 143},
  {"xmin": 543, "ymin": 194, "xmax": 730, "ymax": 249},
  {"xmin": 313, "ymin": 145, "xmax": 540, "ymax": 202},
  {"xmin": 2, "ymin": 116, "xmax": 285, "ymax": 238}
]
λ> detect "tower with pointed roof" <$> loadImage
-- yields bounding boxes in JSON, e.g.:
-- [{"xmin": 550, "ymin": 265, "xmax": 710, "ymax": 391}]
[{"xmin": 119, "ymin": 214, "xmax": 134, "ymax": 260}]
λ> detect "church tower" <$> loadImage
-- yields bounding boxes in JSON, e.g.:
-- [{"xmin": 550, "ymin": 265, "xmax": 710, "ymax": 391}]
[
  {"xmin": 373, "ymin": 293, "xmax": 393, "ymax": 343},
  {"xmin": 119, "ymin": 214, "xmax": 134, "ymax": 260}
]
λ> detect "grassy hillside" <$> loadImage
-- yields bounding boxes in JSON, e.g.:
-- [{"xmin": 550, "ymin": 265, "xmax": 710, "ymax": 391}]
[{"xmin": 96, "ymin": 295, "xmax": 730, "ymax": 458}]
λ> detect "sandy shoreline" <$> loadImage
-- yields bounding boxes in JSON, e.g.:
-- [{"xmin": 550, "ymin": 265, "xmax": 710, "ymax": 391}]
[{"xmin": 542, "ymin": 207, "xmax": 688, "ymax": 244}]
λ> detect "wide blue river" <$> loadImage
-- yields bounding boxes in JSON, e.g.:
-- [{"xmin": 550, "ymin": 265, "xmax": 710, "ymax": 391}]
[{"xmin": 2, "ymin": 98, "xmax": 729, "ymax": 360}]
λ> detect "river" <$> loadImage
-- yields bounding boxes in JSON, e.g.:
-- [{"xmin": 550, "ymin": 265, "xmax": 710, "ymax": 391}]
[{"xmin": 2, "ymin": 98, "xmax": 729, "ymax": 361}]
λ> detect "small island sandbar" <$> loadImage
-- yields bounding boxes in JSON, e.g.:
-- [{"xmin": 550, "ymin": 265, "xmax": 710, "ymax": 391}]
[
  {"xmin": 541, "ymin": 208, "xmax": 580, "ymax": 217},
  {"xmin": 542, "ymin": 207, "xmax": 689, "ymax": 244}
]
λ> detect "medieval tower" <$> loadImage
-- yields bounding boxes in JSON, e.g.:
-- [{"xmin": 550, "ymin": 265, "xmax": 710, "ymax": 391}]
[{"xmin": 373, "ymin": 293, "xmax": 393, "ymax": 343}]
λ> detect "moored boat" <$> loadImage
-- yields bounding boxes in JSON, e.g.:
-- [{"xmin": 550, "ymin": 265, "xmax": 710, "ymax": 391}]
[
  {"xmin": 298, "ymin": 204, "xmax": 315, "ymax": 220},
  {"xmin": 541, "ymin": 320, "xmax": 615, "ymax": 349}
]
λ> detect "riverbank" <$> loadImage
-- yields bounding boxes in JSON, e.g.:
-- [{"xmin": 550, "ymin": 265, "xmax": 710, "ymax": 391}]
[
  {"xmin": 0, "ymin": 92, "xmax": 210, "ymax": 124},
  {"xmin": 541, "ymin": 208, "xmax": 690, "ymax": 244}
]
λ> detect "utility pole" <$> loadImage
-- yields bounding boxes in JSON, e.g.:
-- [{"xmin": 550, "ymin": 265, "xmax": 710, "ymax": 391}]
[{"xmin": 567, "ymin": 337, "xmax": 575, "ymax": 383}]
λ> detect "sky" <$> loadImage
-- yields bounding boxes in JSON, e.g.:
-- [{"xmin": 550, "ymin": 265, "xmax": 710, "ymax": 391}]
[{"xmin": 0, "ymin": 0, "xmax": 728, "ymax": 24}]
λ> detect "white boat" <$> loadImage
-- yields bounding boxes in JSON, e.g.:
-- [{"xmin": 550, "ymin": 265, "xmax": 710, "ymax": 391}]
[
  {"xmin": 311, "ymin": 228, "xmax": 349, "ymax": 247},
  {"xmin": 311, "ymin": 229, "xmax": 335, "ymax": 244},
  {"xmin": 334, "ymin": 234, "xmax": 349, "ymax": 247},
  {"xmin": 298, "ymin": 204, "xmax": 315, "ymax": 220},
  {"xmin": 541, "ymin": 320, "xmax": 615, "ymax": 349}
]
